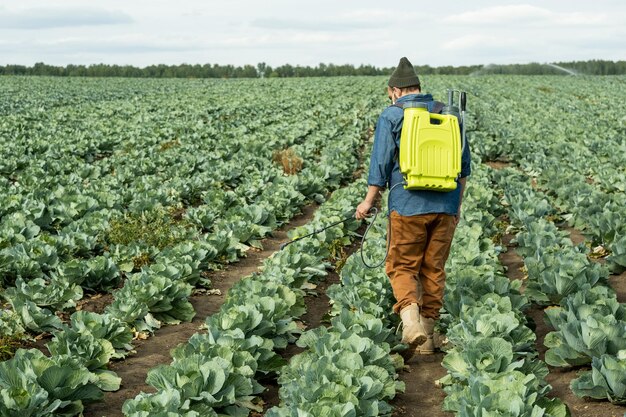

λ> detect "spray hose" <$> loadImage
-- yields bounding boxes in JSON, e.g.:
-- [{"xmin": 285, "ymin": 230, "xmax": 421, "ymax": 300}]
[
  {"xmin": 359, "ymin": 206, "xmax": 392, "ymax": 269},
  {"xmin": 280, "ymin": 182, "xmax": 405, "ymax": 269},
  {"xmin": 279, "ymin": 207, "xmax": 389, "ymax": 270},
  {"xmin": 358, "ymin": 180, "xmax": 405, "ymax": 268}
]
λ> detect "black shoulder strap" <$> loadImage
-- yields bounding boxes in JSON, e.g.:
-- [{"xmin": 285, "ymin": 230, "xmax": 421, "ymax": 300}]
[
  {"xmin": 392, "ymin": 101, "xmax": 444, "ymax": 113},
  {"xmin": 432, "ymin": 101, "xmax": 445, "ymax": 114}
]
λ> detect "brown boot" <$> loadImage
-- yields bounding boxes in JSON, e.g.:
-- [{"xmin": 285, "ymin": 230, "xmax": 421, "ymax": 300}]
[
  {"xmin": 415, "ymin": 316, "xmax": 436, "ymax": 355},
  {"xmin": 399, "ymin": 304, "xmax": 427, "ymax": 360}
]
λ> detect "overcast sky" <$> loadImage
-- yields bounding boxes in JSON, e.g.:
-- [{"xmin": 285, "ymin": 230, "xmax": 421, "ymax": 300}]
[{"xmin": 1, "ymin": 0, "xmax": 624, "ymax": 68}]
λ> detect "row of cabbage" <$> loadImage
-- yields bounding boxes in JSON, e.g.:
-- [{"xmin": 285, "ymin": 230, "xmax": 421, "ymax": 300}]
[
  {"xmin": 469, "ymin": 76, "xmax": 625, "ymax": 194},
  {"xmin": 121, "ymin": 178, "xmax": 366, "ymax": 416},
  {"xmin": 535, "ymin": 167, "xmax": 626, "ymax": 272},
  {"xmin": 467, "ymin": 75, "xmax": 626, "ymax": 272},
  {"xmin": 494, "ymin": 167, "xmax": 626, "ymax": 405},
  {"xmin": 0, "ymin": 123, "xmax": 365, "ymax": 377},
  {"xmin": 0, "ymin": 76, "xmax": 141, "ymax": 116},
  {"xmin": 432, "ymin": 161, "xmax": 569, "ymax": 416}
]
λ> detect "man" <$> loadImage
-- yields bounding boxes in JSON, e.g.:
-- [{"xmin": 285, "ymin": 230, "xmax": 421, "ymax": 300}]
[{"xmin": 355, "ymin": 57, "xmax": 471, "ymax": 359}]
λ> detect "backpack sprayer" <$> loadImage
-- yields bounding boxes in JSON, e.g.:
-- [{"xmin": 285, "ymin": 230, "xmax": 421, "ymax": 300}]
[
  {"xmin": 399, "ymin": 89, "xmax": 466, "ymax": 191},
  {"xmin": 280, "ymin": 89, "xmax": 467, "ymax": 269}
]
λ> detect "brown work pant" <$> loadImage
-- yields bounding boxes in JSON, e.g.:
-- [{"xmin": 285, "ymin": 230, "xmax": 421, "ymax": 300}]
[{"xmin": 386, "ymin": 211, "xmax": 456, "ymax": 319}]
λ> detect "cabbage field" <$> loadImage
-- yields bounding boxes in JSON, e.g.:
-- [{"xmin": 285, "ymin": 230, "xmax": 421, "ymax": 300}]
[{"xmin": 0, "ymin": 75, "xmax": 625, "ymax": 417}]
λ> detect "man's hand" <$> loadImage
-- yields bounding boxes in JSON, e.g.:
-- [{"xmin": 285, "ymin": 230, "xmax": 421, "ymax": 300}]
[
  {"xmin": 356, "ymin": 185, "xmax": 383, "ymax": 220},
  {"xmin": 355, "ymin": 200, "xmax": 373, "ymax": 220}
]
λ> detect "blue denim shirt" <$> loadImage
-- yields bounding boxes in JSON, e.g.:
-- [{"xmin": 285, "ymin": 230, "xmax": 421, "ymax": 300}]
[{"xmin": 367, "ymin": 93, "xmax": 472, "ymax": 216}]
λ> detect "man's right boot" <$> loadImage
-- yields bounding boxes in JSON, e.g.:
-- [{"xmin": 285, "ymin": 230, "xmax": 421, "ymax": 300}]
[
  {"xmin": 415, "ymin": 315, "xmax": 436, "ymax": 355},
  {"xmin": 399, "ymin": 303, "xmax": 427, "ymax": 360}
]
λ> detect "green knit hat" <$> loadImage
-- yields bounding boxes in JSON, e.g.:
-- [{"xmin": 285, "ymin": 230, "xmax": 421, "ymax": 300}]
[{"xmin": 388, "ymin": 57, "xmax": 420, "ymax": 88}]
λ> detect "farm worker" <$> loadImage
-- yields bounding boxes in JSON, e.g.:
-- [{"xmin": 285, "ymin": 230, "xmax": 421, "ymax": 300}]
[{"xmin": 355, "ymin": 57, "xmax": 471, "ymax": 360}]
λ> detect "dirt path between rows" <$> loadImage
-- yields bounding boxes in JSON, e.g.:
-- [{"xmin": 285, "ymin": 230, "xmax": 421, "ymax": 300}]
[
  {"xmin": 392, "ymin": 353, "xmax": 451, "ymax": 417},
  {"xmin": 84, "ymin": 204, "xmax": 320, "ymax": 417}
]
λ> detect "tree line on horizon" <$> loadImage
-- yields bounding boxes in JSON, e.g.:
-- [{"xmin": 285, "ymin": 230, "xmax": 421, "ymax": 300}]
[{"xmin": 1, "ymin": 60, "xmax": 625, "ymax": 78}]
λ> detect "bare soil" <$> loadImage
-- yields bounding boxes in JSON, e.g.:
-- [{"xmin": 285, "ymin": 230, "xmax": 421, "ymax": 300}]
[
  {"xmin": 76, "ymin": 293, "xmax": 115, "ymax": 314},
  {"xmin": 484, "ymin": 160, "xmax": 512, "ymax": 170},
  {"xmin": 609, "ymin": 270, "xmax": 626, "ymax": 303},
  {"xmin": 562, "ymin": 225, "xmax": 587, "ymax": 246},
  {"xmin": 392, "ymin": 353, "xmax": 452, "ymax": 417},
  {"xmin": 84, "ymin": 204, "xmax": 320, "ymax": 417}
]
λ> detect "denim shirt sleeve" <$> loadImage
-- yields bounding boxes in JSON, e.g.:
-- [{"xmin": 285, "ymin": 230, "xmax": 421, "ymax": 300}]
[{"xmin": 367, "ymin": 110, "xmax": 397, "ymax": 187}]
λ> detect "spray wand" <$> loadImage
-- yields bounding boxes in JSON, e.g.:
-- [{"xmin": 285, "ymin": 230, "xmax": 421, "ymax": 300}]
[
  {"xmin": 279, "ymin": 210, "xmax": 356, "ymax": 251},
  {"xmin": 443, "ymin": 89, "xmax": 467, "ymax": 155},
  {"xmin": 460, "ymin": 91, "xmax": 467, "ymax": 154}
]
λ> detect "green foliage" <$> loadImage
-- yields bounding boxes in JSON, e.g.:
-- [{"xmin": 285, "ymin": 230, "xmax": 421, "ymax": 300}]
[
  {"xmin": 524, "ymin": 248, "xmax": 609, "ymax": 305},
  {"xmin": 441, "ymin": 337, "xmax": 534, "ymax": 385},
  {"xmin": 206, "ymin": 297, "xmax": 300, "ymax": 350},
  {"xmin": 44, "ymin": 311, "xmax": 132, "ymax": 385},
  {"xmin": 571, "ymin": 351, "xmax": 626, "ymax": 404},
  {"xmin": 5, "ymin": 59, "xmax": 626, "ymax": 78},
  {"xmin": 122, "ymin": 388, "xmax": 204, "ymax": 417},
  {"xmin": 145, "ymin": 355, "xmax": 262, "ymax": 414},
  {"xmin": 0, "ymin": 309, "xmax": 26, "ymax": 341},
  {"xmin": 124, "ymin": 172, "xmax": 369, "ymax": 417},
  {"xmin": 0, "ymin": 349, "xmax": 105, "ymax": 416},
  {"xmin": 543, "ymin": 301, "xmax": 626, "ymax": 367},
  {"xmin": 329, "ymin": 309, "xmax": 397, "ymax": 347},
  {"xmin": 443, "ymin": 371, "xmax": 569, "ymax": 417},
  {"xmin": 608, "ymin": 235, "xmax": 626, "ymax": 272},
  {"xmin": 106, "ymin": 266, "xmax": 195, "ymax": 332},
  {"xmin": 106, "ymin": 208, "xmax": 195, "ymax": 251},
  {"xmin": 273, "ymin": 327, "xmax": 402, "ymax": 417},
  {"xmin": 5, "ymin": 276, "xmax": 83, "ymax": 311},
  {"xmin": 445, "ymin": 295, "xmax": 536, "ymax": 354},
  {"xmin": 4, "ymin": 295, "xmax": 64, "ymax": 333}
]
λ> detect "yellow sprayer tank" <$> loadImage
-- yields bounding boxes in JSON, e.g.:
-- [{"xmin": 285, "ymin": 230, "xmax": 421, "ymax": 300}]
[{"xmin": 399, "ymin": 103, "xmax": 461, "ymax": 191}]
